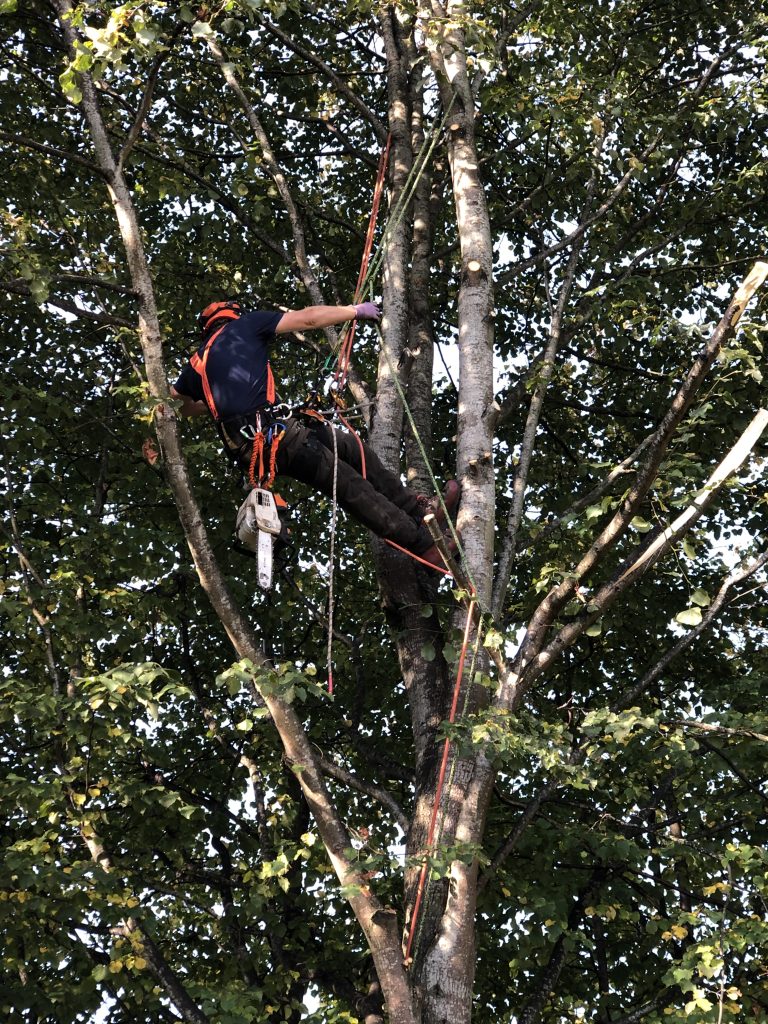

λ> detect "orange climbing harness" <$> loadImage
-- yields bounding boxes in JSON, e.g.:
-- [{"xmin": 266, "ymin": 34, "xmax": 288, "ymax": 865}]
[
  {"xmin": 192, "ymin": 305, "xmax": 276, "ymax": 420},
  {"xmin": 191, "ymin": 314, "xmax": 282, "ymax": 492}
]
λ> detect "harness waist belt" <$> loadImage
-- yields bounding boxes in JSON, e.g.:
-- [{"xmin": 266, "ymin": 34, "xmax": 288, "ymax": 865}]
[{"xmin": 220, "ymin": 409, "xmax": 276, "ymax": 451}]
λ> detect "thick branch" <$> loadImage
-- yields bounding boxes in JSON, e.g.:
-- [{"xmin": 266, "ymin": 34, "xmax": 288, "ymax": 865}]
[
  {"xmin": 522, "ymin": 406, "xmax": 768, "ymax": 691},
  {"xmin": 514, "ymin": 262, "xmax": 768, "ymax": 685},
  {"xmin": 0, "ymin": 128, "xmax": 103, "ymax": 174},
  {"xmin": 54, "ymin": 5, "xmax": 417, "ymax": 1018},
  {"xmin": 122, "ymin": 921, "xmax": 209, "ymax": 1024}
]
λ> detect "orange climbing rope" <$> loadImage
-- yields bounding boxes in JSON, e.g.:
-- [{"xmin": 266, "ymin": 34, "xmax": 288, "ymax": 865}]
[
  {"xmin": 324, "ymin": 140, "xmax": 390, "ymax": 691},
  {"xmin": 404, "ymin": 591, "xmax": 477, "ymax": 964},
  {"xmin": 334, "ymin": 134, "xmax": 391, "ymax": 396},
  {"xmin": 384, "ymin": 538, "xmax": 451, "ymax": 575}
]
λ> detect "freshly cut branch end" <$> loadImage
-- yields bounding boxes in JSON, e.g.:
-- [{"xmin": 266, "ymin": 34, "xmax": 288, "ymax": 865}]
[{"xmin": 730, "ymin": 261, "xmax": 768, "ymax": 326}]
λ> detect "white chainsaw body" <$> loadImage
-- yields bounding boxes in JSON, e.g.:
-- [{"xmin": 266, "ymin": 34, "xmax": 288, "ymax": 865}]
[{"xmin": 235, "ymin": 488, "xmax": 282, "ymax": 589}]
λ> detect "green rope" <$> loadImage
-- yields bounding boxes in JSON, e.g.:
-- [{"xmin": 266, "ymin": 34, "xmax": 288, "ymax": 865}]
[
  {"xmin": 360, "ymin": 100, "xmax": 455, "ymax": 304},
  {"xmin": 377, "ymin": 330, "xmax": 476, "ymax": 593},
  {"xmin": 323, "ymin": 99, "xmax": 456, "ymax": 373}
]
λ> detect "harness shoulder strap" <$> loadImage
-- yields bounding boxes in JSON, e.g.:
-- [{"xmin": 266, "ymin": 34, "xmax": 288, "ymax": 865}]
[
  {"xmin": 191, "ymin": 324, "xmax": 277, "ymax": 421},
  {"xmin": 191, "ymin": 323, "xmax": 228, "ymax": 420}
]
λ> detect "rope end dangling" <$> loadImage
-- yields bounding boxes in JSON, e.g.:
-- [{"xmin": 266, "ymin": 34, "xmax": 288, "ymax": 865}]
[{"xmin": 327, "ymin": 669, "xmax": 333, "ymax": 696}]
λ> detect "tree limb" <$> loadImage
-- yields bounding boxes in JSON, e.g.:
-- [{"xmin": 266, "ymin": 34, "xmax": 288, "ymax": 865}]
[
  {"xmin": 509, "ymin": 262, "xmax": 768, "ymax": 698},
  {"xmin": 54, "ymin": 4, "xmax": 418, "ymax": 1018},
  {"xmin": 55, "ymin": 272, "xmax": 137, "ymax": 296},
  {"xmin": 523, "ymin": 405, "xmax": 768, "ymax": 691},
  {"xmin": 120, "ymin": 920, "xmax": 210, "ymax": 1024},
  {"xmin": 0, "ymin": 128, "xmax": 103, "ymax": 175},
  {"xmin": 252, "ymin": 10, "xmax": 387, "ymax": 142},
  {"xmin": 665, "ymin": 719, "xmax": 768, "ymax": 745},
  {"xmin": 318, "ymin": 756, "xmax": 409, "ymax": 833}
]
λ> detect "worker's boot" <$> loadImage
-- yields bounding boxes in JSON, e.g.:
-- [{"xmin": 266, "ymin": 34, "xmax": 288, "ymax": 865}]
[
  {"xmin": 416, "ymin": 480, "xmax": 461, "ymax": 530},
  {"xmin": 418, "ymin": 531, "xmax": 462, "ymax": 571}
]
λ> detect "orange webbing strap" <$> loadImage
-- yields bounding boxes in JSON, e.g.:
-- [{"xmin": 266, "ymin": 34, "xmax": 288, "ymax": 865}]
[
  {"xmin": 190, "ymin": 322, "xmax": 230, "ymax": 420},
  {"xmin": 247, "ymin": 425, "xmax": 284, "ymax": 490},
  {"xmin": 404, "ymin": 593, "xmax": 477, "ymax": 965},
  {"xmin": 192, "ymin": 314, "xmax": 275, "ymax": 420},
  {"xmin": 248, "ymin": 432, "xmax": 265, "ymax": 489},
  {"xmin": 265, "ymin": 427, "xmax": 283, "ymax": 489}
]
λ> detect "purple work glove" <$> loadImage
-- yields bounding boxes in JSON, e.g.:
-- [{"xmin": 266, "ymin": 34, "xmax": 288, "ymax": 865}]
[{"xmin": 353, "ymin": 301, "xmax": 381, "ymax": 322}]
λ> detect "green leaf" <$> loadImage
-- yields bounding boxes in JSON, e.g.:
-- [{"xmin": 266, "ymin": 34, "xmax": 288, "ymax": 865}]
[
  {"xmin": 630, "ymin": 516, "xmax": 653, "ymax": 533},
  {"xmin": 675, "ymin": 607, "xmax": 703, "ymax": 627}
]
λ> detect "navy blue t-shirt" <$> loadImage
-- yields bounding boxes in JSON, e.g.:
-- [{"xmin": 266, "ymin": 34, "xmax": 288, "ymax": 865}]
[{"xmin": 175, "ymin": 310, "xmax": 283, "ymax": 420}]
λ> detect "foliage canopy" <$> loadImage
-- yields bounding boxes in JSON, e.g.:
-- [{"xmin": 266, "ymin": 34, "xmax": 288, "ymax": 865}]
[{"xmin": 1, "ymin": 1, "xmax": 767, "ymax": 1022}]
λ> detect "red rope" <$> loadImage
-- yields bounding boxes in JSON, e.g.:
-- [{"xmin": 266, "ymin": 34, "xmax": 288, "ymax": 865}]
[
  {"xmin": 384, "ymin": 538, "xmax": 451, "ymax": 575},
  {"xmin": 335, "ymin": 135, "xmax": 391, "ymax": 394},
  {"xmin": 404, "ymin": 594, "xmax": 477, "ymax": 965},
  {"xmin": 336, "ymin": 411, "xmax": 367, "ymax": 479}
]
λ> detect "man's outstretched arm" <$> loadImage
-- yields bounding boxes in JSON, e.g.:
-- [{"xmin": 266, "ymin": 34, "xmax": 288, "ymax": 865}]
[{"xmin": 275, "ymin": 302, "xmax": 379, "ymax": 334}]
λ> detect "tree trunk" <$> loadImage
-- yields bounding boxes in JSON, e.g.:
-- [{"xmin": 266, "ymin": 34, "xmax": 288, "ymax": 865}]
[{"xmin": 53, "ymin": 5, "xmax": 419, "ymax": 1020}]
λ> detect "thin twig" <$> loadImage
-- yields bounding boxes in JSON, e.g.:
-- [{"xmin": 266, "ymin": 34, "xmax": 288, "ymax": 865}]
[{"xmin": 318, "ymin": 756, "xmax": 409, "ymax": 833}]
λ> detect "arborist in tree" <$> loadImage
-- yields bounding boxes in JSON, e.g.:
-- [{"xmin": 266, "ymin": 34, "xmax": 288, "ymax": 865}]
[{"xmin": 171, "ymin": 300, "xmax": 460, "ymax": 568}]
